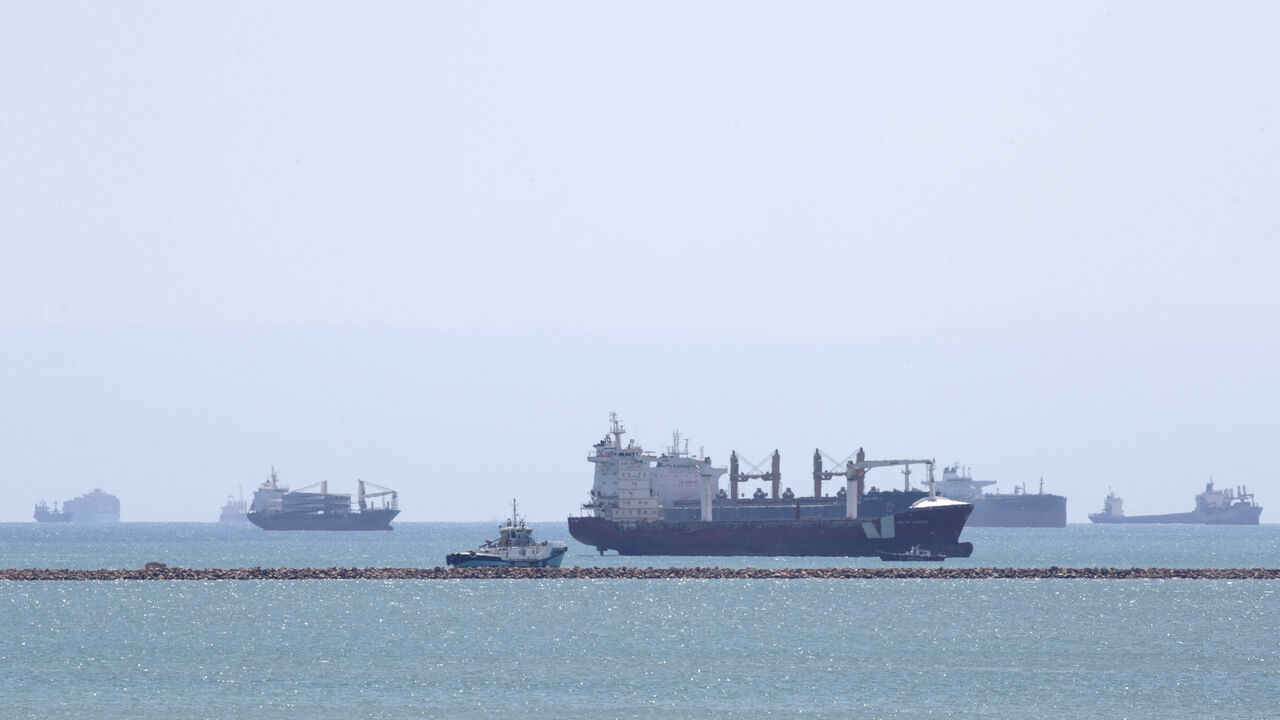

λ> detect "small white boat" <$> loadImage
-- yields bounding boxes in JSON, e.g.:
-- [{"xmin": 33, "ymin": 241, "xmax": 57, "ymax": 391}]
[{"xmin": 877, "ymin": 545, "xmax": 947, "ymax": 562}]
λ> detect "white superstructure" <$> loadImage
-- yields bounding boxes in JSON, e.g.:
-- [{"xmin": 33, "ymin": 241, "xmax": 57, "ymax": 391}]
[
  {"xmin": 586, "ymin": 413, "xmax": 726, "ymax": 523},
  {"xmin": 1101, "ymin": 490, "xmax": 1124, "ymax": 517},
  {"xmin": 934, "ymin": 464, "xmax": 997, "ymax": 502},
  {"xmin": 1196, "ymin": 480, "xmax": 1254, "ymax": 511},
  {"xmin": 486, "ymin": 501, "xmax": 567, "ymax": 563},
  {"xmin": 447, "ymin": 500, "xmax": 568, "ymax": 567}
]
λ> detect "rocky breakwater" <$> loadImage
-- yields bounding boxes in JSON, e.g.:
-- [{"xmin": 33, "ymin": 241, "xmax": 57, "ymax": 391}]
[{"xmin": 1, "ymin": 565, "xmax": 1279, "ymax": 580}]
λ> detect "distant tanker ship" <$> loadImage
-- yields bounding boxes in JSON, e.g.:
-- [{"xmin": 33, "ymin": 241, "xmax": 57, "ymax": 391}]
[
  {"xmin": 567, "ymin": 415, "xmax": 973, "ymax": 558},
  {"xmin": 1089, "ymin": 481, "xmax": 1262, "ymax": 525},
  {"xmin": 933, "ymin": 465, "xmax": 1067, "ymax": 527}
]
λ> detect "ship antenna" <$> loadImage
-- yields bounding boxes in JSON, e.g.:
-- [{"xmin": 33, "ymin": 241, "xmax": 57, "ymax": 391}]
[{"xmin": 609, "ymin": 411, "xmax": 625, "ymax": 449}]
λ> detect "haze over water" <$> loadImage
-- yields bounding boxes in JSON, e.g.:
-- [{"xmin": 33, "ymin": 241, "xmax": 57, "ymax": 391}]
[{"xmin": 3, "ymin": 2, "xmax": 1278, "ymax": 524}]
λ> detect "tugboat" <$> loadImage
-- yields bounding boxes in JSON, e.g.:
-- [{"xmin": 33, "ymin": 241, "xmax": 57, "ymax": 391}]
[
  {"xmin": 446, "ymin": 500, "xmax": 568, "ymax": 567},
  {"xmin": 877, "ymin": 545, "xmax": 947, "ymax": 562}
]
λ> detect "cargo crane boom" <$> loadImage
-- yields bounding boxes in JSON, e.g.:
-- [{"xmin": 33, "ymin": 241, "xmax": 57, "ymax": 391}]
[
  {"xmin": 815, "ymin": 448, "xmax": 935, "ymax": 518},
  {"xmin": 358, "ymin": 480, "xmax": 399, "ymax": 511},
  {"xmin": 728, "ymin": 450, "xmax": 781, "ymax": 501}
]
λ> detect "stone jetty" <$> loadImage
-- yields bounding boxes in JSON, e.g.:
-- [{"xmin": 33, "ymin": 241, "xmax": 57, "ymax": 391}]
[{"xmin": 1, "ymin": 566, "xmax": 1278, "ymax": 581}]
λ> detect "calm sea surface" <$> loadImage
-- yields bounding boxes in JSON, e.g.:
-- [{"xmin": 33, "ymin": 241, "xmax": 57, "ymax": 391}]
[{"xmin": 2, "ymin": 522, "xmax": 1277, "ymax": 719}]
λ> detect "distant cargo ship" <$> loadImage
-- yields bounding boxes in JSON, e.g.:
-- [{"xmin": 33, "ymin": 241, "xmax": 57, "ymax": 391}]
[
  {"xmin": 247, "ymin": 469, "xmax": 400, "ymax": 531},
  {"xmin": 33, "ymin": 489, "xmax": 120, "ymax": 523},
  {"xmin": 934, "ymin": 465, "xmax": 1067, "ymax": 527},
  {"xmin": 219, "ymin": 492, "xmax": 249, "ymax": 523},
  {"xmin": 1089, "ymin": 481, "xmax": 1262, "ymax": 525},
  {"xmin": 32, "ymin": 500, "xmax": 72, "ymax": 523},
  {"xmin": 567, "ymin": 415, "xmax": 973, "ymax": 558}
]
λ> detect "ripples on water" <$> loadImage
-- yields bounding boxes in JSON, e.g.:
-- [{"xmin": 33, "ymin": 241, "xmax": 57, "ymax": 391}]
[{"xmin": 1, "ymin": 523, "xmax": 1276, "ymax": 719}]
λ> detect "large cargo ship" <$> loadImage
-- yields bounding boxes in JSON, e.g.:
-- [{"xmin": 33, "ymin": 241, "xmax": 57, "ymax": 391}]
[
  {"xmin": 1088, "ymin": 481, "xmax": 1262, "ymax": 524},
  {"xmin": 567, "ymin": 415, "xmax": 974, "ymax": 558},
  {"xmin": 246, "ymin": 469, "xmax": 400, "ymax": 530},
  {"xmin": 934, "ymin": 465, "xmax": 1067, "ymax": 527},
  {"xmin": 34, "ymin": 489, "xmax": 121, "ymax": 523}
]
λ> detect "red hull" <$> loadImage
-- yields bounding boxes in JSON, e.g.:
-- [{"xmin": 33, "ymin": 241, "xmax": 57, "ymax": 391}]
[{"xmin": 568, "ymin": 503, "xmax": 973, "ymax": 557}]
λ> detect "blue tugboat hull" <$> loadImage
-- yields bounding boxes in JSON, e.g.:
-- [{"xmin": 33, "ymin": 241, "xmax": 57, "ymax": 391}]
[{"xmin": 446, "ymin": 545, "xmax": 568, "ymax": 568}]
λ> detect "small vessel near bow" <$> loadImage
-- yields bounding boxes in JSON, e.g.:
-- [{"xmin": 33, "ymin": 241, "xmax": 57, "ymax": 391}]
[
  {"xmin": 877, "ymin": 545, "xmax": 947, "ymax": 562},
  {"xmin": 446, "ymin": 500, "xmax": 568, "ymax": 567}
]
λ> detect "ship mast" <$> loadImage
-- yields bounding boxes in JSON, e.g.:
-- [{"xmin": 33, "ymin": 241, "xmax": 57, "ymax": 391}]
[{"xmin": 609, "ymin": 411, "xmax": 625, "ymax": 449}]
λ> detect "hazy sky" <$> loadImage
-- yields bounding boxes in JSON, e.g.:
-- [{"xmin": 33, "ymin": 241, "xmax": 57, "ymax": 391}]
[{"xmin": 3, "ymin": 3, "xmax": 1277, "ymax": 523}]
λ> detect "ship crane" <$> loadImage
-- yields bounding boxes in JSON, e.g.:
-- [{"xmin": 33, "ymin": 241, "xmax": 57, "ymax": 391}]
[
  {"xmin": 728, "ymin": 450, "xmax": 781, "ymax": 501},
  {"xmin": 358, "ymin": 480, "xmax": 399, "ymax": 511},
  {"xmin": 813, "ymin": 449, "xmax": 865, "ymax": 497},
  {"xmin": 816, "ymin": 448, "xmax": 935, "ymax": 519}
]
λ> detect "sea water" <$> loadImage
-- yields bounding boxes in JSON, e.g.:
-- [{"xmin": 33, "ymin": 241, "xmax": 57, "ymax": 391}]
[{"xmin": 2, "ymin": 523, "xmax": 1277, "ymax": 719}]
